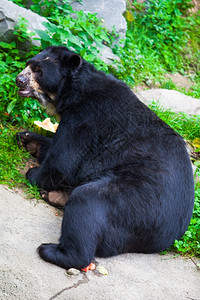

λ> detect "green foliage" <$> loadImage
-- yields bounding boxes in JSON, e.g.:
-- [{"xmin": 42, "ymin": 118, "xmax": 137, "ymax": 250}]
[
  {"xmin": 113, "ymin": 0, "xmax": 200, "ymax": 91},
  {"xmin": 111, "ymin": 31, "xmax": 166, "ymax": 86},
  {"xmin": 173, "ymin": 180, "xmax": 200, "ymax": 257},
  {"xmin": 149, "ymin": 102, "xmax": 200, "ymax": 140},
  {"xmin": 32, "ymin": 0, "xmax": 113, "ymax": 70},
  {"xmin": 35, "ymin": 18, "xmax": 110, "ymax": 70},
  {"xmin": 30, "ymin": 0, "xmax": 70, "ymax": 18},
  {"xmin": 189, "ymin": 79, "xmax": 200, "ymax": 99},
  {"xmin": 0, "ymin": 126, "xmax": 40, "ymax": 199},
  {"xmin": 128, "ymin": 0, "xmax": 190, "ymax": 70},
  {"xmin": 185, "ymin": 14, "xmax": 200, "ymax": 75},
  {"xmin": 0, "ymin": 127, "xmax": 27, "ymax": 185},
  {"xmin": 9, "ymin": 0, "xmax": 29, "ymax": 7}
]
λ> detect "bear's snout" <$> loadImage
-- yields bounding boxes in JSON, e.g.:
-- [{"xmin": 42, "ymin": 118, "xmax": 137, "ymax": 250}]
[{"xmin": 16, "ymin": 74, "xmax": 28, "ymax": 88}]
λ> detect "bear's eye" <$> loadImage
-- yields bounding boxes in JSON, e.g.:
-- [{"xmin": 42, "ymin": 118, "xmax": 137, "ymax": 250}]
[
  {"xmin": 33, "ymin": 66, "xmax": 42, "ymax": 76},
  {"xmin": 36, "ymin": 69, "xmax": 43, "ymax": 76}
]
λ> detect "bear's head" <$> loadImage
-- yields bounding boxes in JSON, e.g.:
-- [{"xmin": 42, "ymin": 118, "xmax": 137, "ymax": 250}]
[{"xmin": 16, "ymin": 46, "xmax": 82, "ymax": 114}]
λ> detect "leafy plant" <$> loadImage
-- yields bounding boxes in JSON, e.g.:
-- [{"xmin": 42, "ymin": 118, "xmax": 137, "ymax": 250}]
[
  {"xmin": 0, "ymin": 127, "xmax": 26, "ymax": 185},
  {"xmin": 113, "ymin": 0, "xmax": 200, "ymax": 92},
  {"xmin": 111, "ymin": 30, "xmax": 166, "ymax": 86},
  {"xmin": 30, "ymin": 0, "xmax": 70, "ymax": 18},
  {"xmin": 173, "ymin": 180, "xmax": 200, "ymax": 257},
  {"xmin": 9, "ymin": 0, "xmax": 29, "ymax": 7},
  {"xmin": 128, "ymin": 0, "xmax": 190, "ymax": 69},
  {"xmin": 0, "ymin": 126, "xmax": 40, "ymax": 198},
  {"xmin": 32, "ymin": 1, "xmax": 114, "ymax": 70},
  {"xmin": 149, "ymin": 102, "xmax": 200, "ymax": 140}
]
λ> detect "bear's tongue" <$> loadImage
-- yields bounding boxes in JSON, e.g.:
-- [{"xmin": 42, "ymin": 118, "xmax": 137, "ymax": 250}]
[
  {"xmin": 18, "ymin": 89, "xmax": 32, "ymax": 97},
  {"xmin": 20, "ymin": 90, "xmax": 30, "ymax": 95}
]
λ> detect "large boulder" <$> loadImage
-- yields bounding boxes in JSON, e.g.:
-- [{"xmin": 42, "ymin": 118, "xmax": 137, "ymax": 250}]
[
  {"xmin": 71, "ymin": 0, "xmax": 127, "ymax": 41},
  {"xmin": 70, "ymin": 0, "xmax": 127, "ymax": 63},
  {"xmin": 0, "ymin": 0, "xmax": 123, "ymax": 63},
  {"xmin": 136, "ymin": 89, "xmax": 200, "ymax": 115},
  {"xmin": 0, "ymin": 0, "xmax": 47, "ymax": 46}
]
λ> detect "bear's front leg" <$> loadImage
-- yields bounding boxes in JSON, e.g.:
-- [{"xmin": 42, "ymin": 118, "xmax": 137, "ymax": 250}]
[
  {"xmin": 26, "ymin": 165, "xmax": 70, "ymax": 192},
  {"xmin": 26, "ymin": 167, "xmax": 41, "ymax": 186},
  {"xmin": 26, "ymin": 167, "xmax": 70, "ymax": 207},
  {"xmin": 16, "ymin": 131, "xmax": 52, "ymax": 164}
]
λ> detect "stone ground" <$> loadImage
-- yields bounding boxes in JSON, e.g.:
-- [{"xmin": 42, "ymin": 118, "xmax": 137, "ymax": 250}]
[{"xmin": 0, "ymin": 184, "xmax": 200, "ymax": 300}]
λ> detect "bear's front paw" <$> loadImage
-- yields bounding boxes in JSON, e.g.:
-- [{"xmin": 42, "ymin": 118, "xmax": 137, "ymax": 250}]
[
  {"xmin": 16, "ymin": 131, "xmax": 41, "ymax": 158},
  {"xmin": 26, "ymin": 167, "xmax": 39, "ymax": 185}
]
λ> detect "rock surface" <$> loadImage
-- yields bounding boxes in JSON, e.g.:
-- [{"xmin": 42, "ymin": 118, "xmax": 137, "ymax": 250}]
[
  {"xmin": 71, "ymin": 0, "xmax": 127, "ymax": 41},
  {"xmin": 0, "ymin": 184, "xmax": 199, "ymax": 300},
  {"xmin": 0, "ymin": 0, "xmax": 124, "ymax": 62},
  {"xmin": 136, "ymin": 89, "xmax": 200, "ymax": 115},
  {"xmin": 0, "ymin": 0, "xmax": 48, "ymax": 46}
]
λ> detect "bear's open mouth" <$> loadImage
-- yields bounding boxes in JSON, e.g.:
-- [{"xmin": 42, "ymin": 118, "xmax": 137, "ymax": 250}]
[{"xmin": 18, "ymin": 88, "xmax": 34, "ymax": 98}]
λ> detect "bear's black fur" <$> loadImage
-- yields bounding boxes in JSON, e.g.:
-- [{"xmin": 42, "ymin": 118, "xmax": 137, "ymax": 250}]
[{"xmin": 16, "ymin": 46, "xmax": 194, "ymax": 269}]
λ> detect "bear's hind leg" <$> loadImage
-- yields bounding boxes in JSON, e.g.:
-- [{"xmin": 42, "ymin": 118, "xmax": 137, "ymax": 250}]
[
  {"xmin": 38, "ymin": 242, "xmax": 92, "ymax": 270},
  {"xmin": 37, "ymin": 181, "xmax": 108, "ymax": 269}
]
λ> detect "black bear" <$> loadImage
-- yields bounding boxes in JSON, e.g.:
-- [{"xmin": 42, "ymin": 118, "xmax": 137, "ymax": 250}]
[{"xmin": 16, "ymin": 46, "xmax": 194, "ymax": 270}]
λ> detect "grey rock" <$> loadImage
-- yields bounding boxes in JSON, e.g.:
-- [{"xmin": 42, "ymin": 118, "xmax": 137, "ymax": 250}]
[
  {"xmin": 0, "ymin": 0, "xmax": 48, "ymax": 46},
  {"xmin": 71, "ymin": 0, "xmax": 127, "ymax": 41},
  {"xmin": 0, "ymin": 0, "xmax": 121, "ymax": 63},
  {"xmin": 136, "ymin": 89, "xmax": 200, "ymax": 115},
  {"xmin": 100, "ymin": 44, "xmax": 120, "ymax": 64}
]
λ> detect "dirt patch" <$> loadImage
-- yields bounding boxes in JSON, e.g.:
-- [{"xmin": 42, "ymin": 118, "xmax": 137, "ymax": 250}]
[
  {"xmin": 190, "ymin": 0, "xmax": 200, "ymax": 13},
  {"xmin": 132, "ymin": 83, "xmax": 149, "ymax": 92},
  {"xmin": 133, "ymin": 73, "xmax": 194, "ymax": 93},
  {"xmin": 164, "ymin": 73, "xmax": 193, "ymax": 91}
]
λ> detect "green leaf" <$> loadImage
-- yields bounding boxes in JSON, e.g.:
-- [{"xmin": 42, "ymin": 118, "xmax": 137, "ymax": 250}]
[
  {"xmin": 100, "ymin": 31, "xmax": 110, "ymax": 43},
  {"xmin": 35, "ymin": 29, "xmax": 50, "ymax": 41},
  {"xmin": 7, "ymin": 99, "xmax": 17, "ymax": 114},
  {"xmin": 81, "ymin": 24, "xmax": 95, "ymax": 40},
  {"xmin": 69, "ymin": 35, "xmax": 83, "ymax": 48},
  {"xmin": 42, "ymin": 21, "xmax": 57, "ymax": 32},
  {"xmin": 0, "ymin": 42, "xmax": 15, "ymax": 49}
]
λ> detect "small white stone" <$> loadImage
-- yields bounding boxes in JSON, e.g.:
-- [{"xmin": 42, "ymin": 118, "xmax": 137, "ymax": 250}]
[{"xmin": 66, "ymin": 268, "xmax": 80, "ymax": 276}]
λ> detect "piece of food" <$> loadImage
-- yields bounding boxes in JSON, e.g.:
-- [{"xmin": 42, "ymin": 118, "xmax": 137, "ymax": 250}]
[
  {"xmin": 81, "ymin": 262, "xmax": 96, "ymax": 272},
  {"xmin": 96, "ymin": 265, "xmax": 108, "ymax": 275},
  {"xmin": 33, "ymin": 118, "xmax": 59, "ymax": 137}
]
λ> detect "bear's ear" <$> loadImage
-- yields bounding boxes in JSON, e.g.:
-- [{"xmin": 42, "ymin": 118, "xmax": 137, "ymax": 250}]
[
  {"xmin": 68, "ymin": 54, "xmax": 82, "ymax": 69},
  {"xmin": 61, "ymin": 53, "xmax": 82, "ymax": 76}
]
